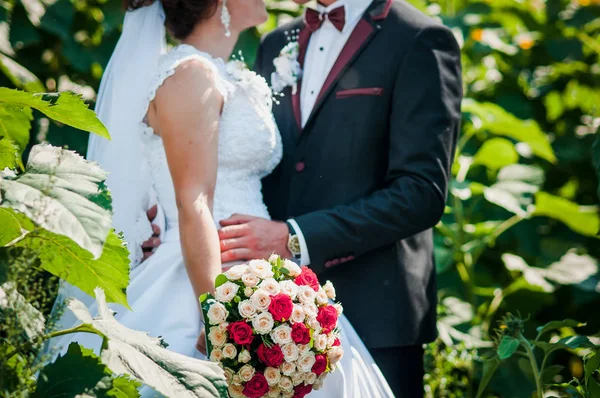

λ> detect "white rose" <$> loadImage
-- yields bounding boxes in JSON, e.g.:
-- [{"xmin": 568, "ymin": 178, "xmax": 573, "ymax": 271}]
[
  {"xmin": 238, "ymin": 300, "xmax": 257, "ymax": 319},
  {"xmin": 244, "ymin": 287, "xmax": 254, "ymax": 297},
  {"xmin": 323, "ymin": 281, "xmax": 336, "ymax": 300},
  {"xmin": 282, "ymin": 391, "xmax": 294, "ymax": 398},
  {"xmin": 278, "ymin": 376, "xmax": 294, "ymax": 391},
  {"xmin": 313, "ymin": 379, "xmax": 324, "ymax": 391},
  {"xmin": 281, "ymin": 342, "xmax": 299, "ymax": 362},
  {"xmin": 297, "ymin": 344, "xmax": 310, "ymax": 357},
  {"xmin": 260, "ymin": 278, "xmax": 281, "ymax": 295},
  {"xmin": 218, "ymin": 322, "xmax": 229, "ymax": 332},
  {"xmin": 223, "ymin": 368, "xmax": 235, "ymax": 384},
  {"xmin": 264, "ymin": 367, "xmax": 282, "ymax": 386},
  {"xmin": 297, "ymin": 286, "xmax": 316, "ymax": 305},
  {"xmin": 328, "ymin": 346, "xmax": 344, "ymax": 364},
  {"xmin": 280, "ymin": 361, "xmax": 296, "ymax": 376},
  {"xmin": 305, "ymin": 372, "xmax": 317, "ymax": 384},
  {"xmin": 315, "ymin": 290, "xmax": 329, "ymax": 306},
  {"xmin": 208, "ymin": 326, "xmax": 227, "ymax": 347},
  {"xmin": 238, "ymin": 349, "xmax": 251, "ymax": 363},
  {"xmin": 222, "ymin": 343, "xmax": 237, "ymax": 359},
  {"xmin": 308, "ymin": 317, "xmax": 322, "ymax": 333},
  {"xmin": 279, "ymin": 280, "xmax": 299, "ymax": 299},
  {"xmin": 282, "ymin": 259, "xmax": 301, "ymax": 277},
  {"xmin": 268, "ymin": 386, "xmax": 281, "ymax": 397},
  {"xmin": 210, "ymin": 348, "xmax": 223, "ymax": 362},
  {"xmin": 334, "ymin": 303, "xmax": 344, "ymax": 316},
  {"xmin": 303, "ymin": 303, "xmax": 318, "ymax": 319},
  {"xmin": 270, "ymin": 324, "xmax": 292, "ymax": 345},
  {"xmin": 239, "ymin": 364, "xmax": 256, "ymax": 382},
  {"xmin": 228, "ymin": 384, "xmax": 245, "ymax": 398},
  {"xmin": 232, "ymin": 374, "xmax": 242, "ymax": 385},
  {"xmin": 290, "ymin": 304, "xmax": 305, "ymax": 324},
  {"xmin": 296, "ymin": 352, "xmax": 316, "ymax": 372},
  {"xmin": 224, "ymin": 263, "xmax": 248, "ymax": 280},
  {"xmin": 291, "ymin": 372, "xmax": 304, "ymax": 386},
  {"xmin": 242, "ymin": 273, "xmax": 260, "ymax": 287},
  {"xmin": 215, "ymin": 281, "xmax": 240, "ymax": 303},
  {"xmin": 206, "ymin": 302, "xmax": 229, "ymax": 325},
  {"xmin": 252, "ymin": 311, "xmax": 275, "ymax": 334},
  {"xmin": 250, "ymin": 288, "xmax": 271, "ymax": 311},
  {"xmin": 327, "ymin": 333, "xmax": 339, "ymax": 348},
  {"xmin": 314, "ymin": 333, "xmax": 328, "ymax": 352},
  {"xmin": 248, "ymin": 259, "xmax": 274, "ymax": 279},
  {"xmin": 268, "ymin": 254, "xmax": 280, "ymax": 263}
]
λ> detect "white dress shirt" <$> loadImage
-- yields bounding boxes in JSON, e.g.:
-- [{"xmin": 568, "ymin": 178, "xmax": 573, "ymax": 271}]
[{"xmin": 288, "ymin": 0, "xmax": 373, "ymax": 266}]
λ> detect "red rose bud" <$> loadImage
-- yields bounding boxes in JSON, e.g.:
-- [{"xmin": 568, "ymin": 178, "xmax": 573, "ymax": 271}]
[
  {"xmin": 242, "ymin": 372, "xmax": 270, "ymax": 398},
  {"xmin": 293, "ymin": 383, "xmax": 313, "ymax": 398},
  {"xmin": 312, "ymin": 354, "xmax": 328, "ymax": 376},
  {"xmin": 268, "ymin": 293, "xmax": 294, "ymax": 321},
  {"xmin": 332, "ymin": 338, "xmax": 341, "ymax": 347},
  {"xmin": 294, "ymin": 266, "xmax": 320, "ymax": 292},
  {"xmin": 291, "ymin": 322, "xmax": 311, "ymax": 345},
  {"xmin": 317, "ymin": 305, "xmax": 338, "ymax": 334},
  {"xmin": 227, "ymin": 321, "xmax": 254, "ymax": 346},
  {"xmin": 257, "ymin": 343, "xmax": 284, "ymax": 367}
]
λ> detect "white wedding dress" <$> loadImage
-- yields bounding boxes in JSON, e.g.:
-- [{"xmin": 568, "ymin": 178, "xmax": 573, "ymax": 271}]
[{"xmin": 48, "ymin": 44, "xmax": 393, "ymax": 398}]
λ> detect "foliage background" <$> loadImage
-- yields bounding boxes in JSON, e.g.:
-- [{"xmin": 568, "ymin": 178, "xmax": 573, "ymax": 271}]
[{"xmin": 1, "ymin": 0, "xmax": 599, "ymax": 396}]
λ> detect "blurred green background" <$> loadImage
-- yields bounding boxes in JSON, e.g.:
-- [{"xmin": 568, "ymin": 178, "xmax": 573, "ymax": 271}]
[{"xmin": 1, "ymin": 0, "xmax": 600, "ymax": 396}]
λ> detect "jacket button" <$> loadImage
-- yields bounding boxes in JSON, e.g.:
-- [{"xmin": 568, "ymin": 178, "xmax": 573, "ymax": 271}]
[{"xmin": 295, "ymin": 162, "xmax": 305, "ymax": 172}]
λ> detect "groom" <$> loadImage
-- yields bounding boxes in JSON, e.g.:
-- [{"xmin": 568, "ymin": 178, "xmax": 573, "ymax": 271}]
[
  {"xmin": 145, "ymin": 0, "xmax": 461, "ymax": 395},
  {"xmin": 217, "ymin": 0, "xmax": 463, "ymax": 396}
]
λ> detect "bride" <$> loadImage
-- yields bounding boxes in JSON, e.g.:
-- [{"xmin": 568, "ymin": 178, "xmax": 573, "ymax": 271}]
[{"xmin": 48, "ymin": 0, "xmax": 393, "ymax": 396}]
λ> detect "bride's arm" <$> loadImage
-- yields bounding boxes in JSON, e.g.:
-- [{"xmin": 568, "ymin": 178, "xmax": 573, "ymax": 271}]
[{"xmin": 150, "ymin": 59, "xmax": 223, "ymax": 298}]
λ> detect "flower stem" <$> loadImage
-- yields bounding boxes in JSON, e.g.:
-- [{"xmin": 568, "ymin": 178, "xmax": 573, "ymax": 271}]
[{"xmin": 518, "ymin": 332, "xmax": 543, "ymax": 398}]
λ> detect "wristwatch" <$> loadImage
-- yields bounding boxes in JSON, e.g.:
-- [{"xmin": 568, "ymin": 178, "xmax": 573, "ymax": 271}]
[{"xmin": 285, "ymin": 221, "xmax": 302, "ymax": 261}]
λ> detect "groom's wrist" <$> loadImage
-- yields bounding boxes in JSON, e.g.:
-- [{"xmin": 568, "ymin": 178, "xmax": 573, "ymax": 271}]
[{"xmin": 286, "ymin": 219, "xmax": 311, "ymax": 266}]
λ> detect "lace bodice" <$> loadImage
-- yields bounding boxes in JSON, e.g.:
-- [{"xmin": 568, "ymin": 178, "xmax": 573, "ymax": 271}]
[{"xmin": 138, "ymin": 44, "xmax": 282, "ymax": 251}]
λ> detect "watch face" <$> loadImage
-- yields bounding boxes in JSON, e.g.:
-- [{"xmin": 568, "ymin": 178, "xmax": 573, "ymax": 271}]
[{"xmin": 288, "ymin": 235, "xmax": 301, "ymax": 256}]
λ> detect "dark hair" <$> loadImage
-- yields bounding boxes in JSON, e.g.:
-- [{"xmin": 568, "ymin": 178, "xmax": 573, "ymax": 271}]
[{"xmin": 125, "ymin": 0, "xmax": 219, "ymax": 40}]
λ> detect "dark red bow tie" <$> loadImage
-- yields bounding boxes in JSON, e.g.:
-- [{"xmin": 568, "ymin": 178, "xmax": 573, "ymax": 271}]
[{"xmin": 304, "ymin": 6, "xmax": 346, "ymax": 32}]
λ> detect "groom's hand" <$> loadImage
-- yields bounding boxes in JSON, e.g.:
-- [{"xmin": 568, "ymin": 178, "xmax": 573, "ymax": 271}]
[
  {"xmin": 219, "ymin": 214, "xmax": 291, "ymax": 263},
  {"xmin": 141, "ymin": 205, "xmax": 161, "ymax": 261}
]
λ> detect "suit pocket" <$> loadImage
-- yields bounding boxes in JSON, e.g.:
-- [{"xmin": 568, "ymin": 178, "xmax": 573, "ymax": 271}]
[{"xmin": 336, "ymin": 87, "xmax": 384, "ymax": 99}]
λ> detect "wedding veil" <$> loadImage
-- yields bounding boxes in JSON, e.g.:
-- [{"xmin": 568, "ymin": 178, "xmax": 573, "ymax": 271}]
[{"xmin": 87, "ymin": 1, "xmax": 166, "ymax": 264}]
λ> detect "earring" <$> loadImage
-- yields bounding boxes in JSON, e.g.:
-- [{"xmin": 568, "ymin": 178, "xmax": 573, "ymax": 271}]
[{"xmin": 221, "ymin": 0, "xmax": 231, "ymax": 37}]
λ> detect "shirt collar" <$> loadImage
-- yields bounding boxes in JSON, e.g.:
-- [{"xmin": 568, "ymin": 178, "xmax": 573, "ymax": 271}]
[{"xmin": 315, "ymin": 0, "xmax": 372, "ymax": 30}]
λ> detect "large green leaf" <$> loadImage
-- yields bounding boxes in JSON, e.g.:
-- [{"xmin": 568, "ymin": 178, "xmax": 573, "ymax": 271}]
[
  {"xmin": 0, "ymin": 136, "xmax": 19, "ymax": 170},
  {"xmin": 585, "ymin": 351, "xmax": 600, "ymax": 386},
  {"xmin": 532, "ymin": 192, "xmax": 600, "ymax": 236},
  {"xmin": 533, "ymin": 335, "xmax": 597, "ymax": 355},
  {"xmin": 473, "ymin": 137, "xmax": 519, "ymax": 170},
  {"xmin": 536, "ymin": 319, "xmax": 586, "ymax": 339},
  {"xmin": 0, "ymin": 103, "xmax": 33, "ymax": 152},
  {"xmin": 67, "ymin": 288, "xmax": 229, "ymax": 398},
  {"xmin": 35, "ymin": 342, "xmax": 113, "ymax": 398},
  {"xmin": 21, "ymin": 229, "xmax": 130, "ymax": 307},
  {"xmin": 107, "ymin": 376, "xmax": 142, "ymax": 398},
  {"xmin": 0, "ymin": 208, "xmax": 25, "ymax": 246},
  {"xmin": 463, "ymin": 99, "xmax": 556, "ymax": 163},
  {"xmin": 0, "ymin": 88, "xmax": 109, "ymax": 139},
  {"xmin": 1, "ymin": 144, "xmax": 112, "ymax": 258},
  {"xmin": 497, "ymin": 335, "xmax": 521, "ymax": 360},
  {"xmin": 484, "ymin": 180, "xmax": 538, "ymax": 216}
]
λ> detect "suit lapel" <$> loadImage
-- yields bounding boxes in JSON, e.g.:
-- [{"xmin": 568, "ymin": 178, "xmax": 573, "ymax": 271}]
[
  {"xmin": 302, "ymin": 0, "xmax": 392, "ymax": 132},
  {"xmin": 292, "ymin": 27, "xmax": 312, "ymax": 131}
]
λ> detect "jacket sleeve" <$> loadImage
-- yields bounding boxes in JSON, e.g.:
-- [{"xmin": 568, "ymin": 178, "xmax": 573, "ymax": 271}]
[{"xmin": 293, "ymin": 25, "xmax": 463, "ymax": 274}]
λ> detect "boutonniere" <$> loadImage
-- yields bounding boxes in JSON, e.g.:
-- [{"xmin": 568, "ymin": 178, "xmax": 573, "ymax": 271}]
[{"xmin": 271, "ymin": 30, "xmax": 303, "ymax": 95}]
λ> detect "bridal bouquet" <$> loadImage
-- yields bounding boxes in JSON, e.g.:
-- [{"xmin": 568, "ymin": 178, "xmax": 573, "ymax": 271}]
[{"xmin": 200, "ymin": 255, "xmax": 344, "ymax": 398}]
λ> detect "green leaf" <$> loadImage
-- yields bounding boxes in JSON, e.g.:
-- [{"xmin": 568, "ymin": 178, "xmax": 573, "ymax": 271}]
[
  {"xmin": 533, "ymin": 335, "xmax": 597, "ymax": 354},
  {"xmin": 497, "ymin": 164, "xmax": 545, "ymax": 187},
  {"xmin": 532, "ymin": 192, "xmax": 600, "ymax": 236},
  {"xmin": 215, "ymin": 273, "xmax": 229, "ymax": 288},
  {"xmin": 484, "ymin": 181, "xmax": 538, "ymax": 216},
  {"xmin": 498, "ymin": 335, "xmax": 521, "ymax": 360},
  {"xmin": 106, "ymin": 376, "xmax": 142, "ymax": 398},
  {"xmin": 0, "ymin": 282, "xmax": 45, "ymax": 339},
  {"xmin": 67, "ymin": 288, "xmax": 229, "ymax": 398},
  {"xmin": 463, "ymin": 99, "xmax": 556, "ymax": 163},
  {"xmin": 0, "ymin": 88, "xmax": 109, "ymax": 139},
  {"xmin": 589, "ymin": 378, "xmax": 600, "ymax": 398},
  {"xmin": 35, "ymin": 342, "xmax": 113, "ymax": 398},
  {"xmin": 537, "ymin": 319, "xmax": 586, "ymax": 339},
  {"xmin": 476, "ymin": 357, "xmax": 500, "ymax": 398},
  {"xmin": 473, "ymin": 138, "xmax": 519, "ymax": 170},
  {"xmin": 39, "ymin": 0, "xmax": 74, "ymax": 40},
  {"xmin": 541, "ymin": 364, "xmax": 564, "ymax": 383},
  {"xmin": 0, "ymin": 103, "xmax": 33, "ymax": 153},
  {"xmin": 585, "ymin": 352, "xmax": 600, "ymax": 386},
  {"xmin": 594, "ymin": 133, "xmax": 600, "ymax": 201},
  {"xmin": 1, "ymin": 144, "xmax": 112, "ymax": 258},
  {"xmin": 0, "ymin": 136, "xmax": 19, "ymax": 170},
  {"xmin": 0, "ymin": 207, "xmax": 28, "ymax": 246},
  {"xmin": 21, "ymin": 229, "xmax": 130, "ymax": 308},
  {"xmin": 0, "ymin": 53, "xmax": 45, "ymax": 92}
]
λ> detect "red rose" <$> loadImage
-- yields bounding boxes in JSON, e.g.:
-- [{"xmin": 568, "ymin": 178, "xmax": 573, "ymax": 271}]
[
  {"xmin": 316, "ymin": 305, "xmax": 338, "ymax": 334},
  {"xmin": 294, "ymin": 266, "xmax": 320, "ymax": 292},
  {"xmin": 312, "ymin": 354, "xmax": 328, "ymax": 376},
  {"xmin": 242, "ymin": 372, "xmax": 270, "ymax": 398},
  {"xmin": 293, "ymin": 383, "xmax": 313, "ymax": 398},
  {"xmin": 257, "ymin": 343, "xmax": 284, "ymax": 367},
  {"xmin": 332, "ymin": 338, "xmax": 341, "ymax": 347},
  {"xmin": 291, "ymin": 323, "xmax": 311, "ymax": 345},
  {"xmin": 268, "ymin": 293, "xmax": 294, "ymax": 322},
  {"xmin": 227, "ymin": 321, "xmax": 254, "ymax": 346}
]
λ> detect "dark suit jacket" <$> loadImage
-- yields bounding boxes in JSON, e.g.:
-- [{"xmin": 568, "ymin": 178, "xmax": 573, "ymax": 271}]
[{"xmin": 256, "ymin": 0, "xmax": 462, "ymax": 349}]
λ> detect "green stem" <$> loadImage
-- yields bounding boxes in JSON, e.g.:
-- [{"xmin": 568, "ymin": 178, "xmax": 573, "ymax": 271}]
[
  {"xmin": 519, "ymin": 332, "xmax": 543, "ymax": 398},
  {"xmin": 483, "ymin": 290, "xmax": 505, "ymax": 335},
  {"xmin": 488, "ymin": 215, "xmax": 524, "ymax": 247}
]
